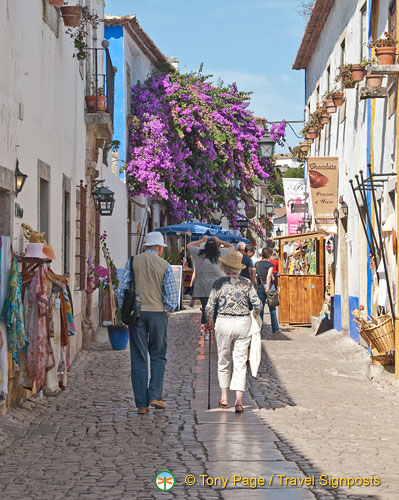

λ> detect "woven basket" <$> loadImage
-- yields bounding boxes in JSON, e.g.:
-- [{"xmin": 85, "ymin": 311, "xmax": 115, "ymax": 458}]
[
  {"xmin": 371, "ymin": 353, "xmax": 394, "ymax": 366},
  {"xmin": 361, "ymin": 314, "xmax": 394, "ymax": 353}
]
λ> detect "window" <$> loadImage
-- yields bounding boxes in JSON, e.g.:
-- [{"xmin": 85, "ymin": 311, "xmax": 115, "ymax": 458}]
[
  {"xmin": 360, "ymin": 4, "xmax": 367, "ymax": 60},
  {"xmin": 39, "ymin": 178, "xmax": 50, "ymax": 241},
  {"xmin": 341, "ymin": 39, "xmax": 346, "ymax": 65},
  {"xmin": 75, "ymin": 180, "xmax": 87, "ymax": 291}
]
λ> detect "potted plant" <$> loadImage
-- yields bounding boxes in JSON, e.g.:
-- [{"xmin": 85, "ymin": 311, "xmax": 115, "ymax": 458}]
[
  {"xmin": 49, "ymin": 0, "xmax": 64, "ymax": 6},
  {"xmin": 86, "ymin": 86, "xmax": 106, "ymax": 112},
  {"xmin": 335, "ymin": 64, "xmax": 356, "ymax": 89},
  {"xmin": 103, "ymin": 139, "xmax": 121, "ymax": 165},
  {"xmin": 299, "ymin": 142, "xmax": 311, "ymax": 153},
  {"xmin": 317, "ymin": 104, "xmax": 330, "ymax": 125},
  {"xmin": 60, "ymin": 4, "xmax": 83, "ymax": 27},
  {"xmin": 89, "ymin": 231, "xmax": 129, "ymax": 350},
  {"xmin": 64, "ymin": 6, "xmax": 101, "ymax": 60},
  {"xmin": 289, "ymin": 145, "xmax": 308, "ymax": 162},
  {"xmin": 331, "ymin": 90, "xmax": 345, "ymax": 107},
  {"xmin": 361, "ymin": 57, "xmax": 384, "ymax": 88},
  {"xmin": 301, "ymin": 123, "xmax": 318, "ymax": 140},
  {"xmin": 368, "ymin": 31, "xmax": 397, "ymax": 65},
  {"xmin": 322, "ymin": 90, "xmax": 337, "ymax": 114}
]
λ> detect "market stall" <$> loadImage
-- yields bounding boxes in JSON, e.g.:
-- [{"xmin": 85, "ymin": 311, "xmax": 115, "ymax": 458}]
[{"xmin": 275, "ymin": 231, "xmax": 326, "ymax": 326}]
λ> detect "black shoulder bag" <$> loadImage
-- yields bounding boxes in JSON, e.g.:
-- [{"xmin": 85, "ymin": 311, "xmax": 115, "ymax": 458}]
[{"xmin": 121, "ymin": 257, "xmax": 140, "ymax": 326}]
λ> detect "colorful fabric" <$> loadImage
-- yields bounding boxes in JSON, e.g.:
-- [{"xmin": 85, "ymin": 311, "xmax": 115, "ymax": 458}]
[
  {"xmin": 64, "ymin": 288, "xmax": 76, "ymax": 336},
  {"xmin": 2, "ymin": 257, "xmax": 26, "ymax": 360},
  {"xmin": 27, "ymin": 265, "xmax": 55, "ymax": 391}
]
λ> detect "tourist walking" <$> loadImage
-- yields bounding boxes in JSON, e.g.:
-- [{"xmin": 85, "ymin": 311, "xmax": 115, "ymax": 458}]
[
  {"xmin": 187, "ymin": 235, "xmax": 233, "ymax": 340},
  {"xmin": 255, "ymin": 247, "xmax": 280, "ymax": 333},
  {"xmin": 205, "ymin": 250, "xmax": 262, "ymax": 413},
  {"xmin": 237, "ymin": 242, "xmax": 256, "ymax": 287},
  {"xmin": 118, "ymin": 232, "xmax": 179, "ymax": 414}
]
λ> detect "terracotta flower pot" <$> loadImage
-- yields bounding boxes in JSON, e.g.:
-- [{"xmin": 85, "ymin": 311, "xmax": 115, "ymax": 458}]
[
  {"xmin": 85, "ymin": 95, "xmax": 106, "ymax": 112},
  {"xmin": 307, "ymin": 127, "xmax": 318, "ymax": 139},
  {"xmin": 305, "ymin": 138, "xmax": 314, "ymax": 145},
  {"xmin": 320, "ymin": 113, "xmax": 330, "ymax": 125},
  {"xmin": 299, "ymin": 142, "xmax": 311, "ymax": 152},
  {"xmin": 332, "ymin": 92, "xmax": 345, "ymax": 107},
  {"xmin": 366, "ymin": 73, "xmax": 383, "ymax": 89},
  {"xmin": 375, "ymin": 46, "xmax": 396, "ymax": 65},
  {"xmin": 60, "ymin": 6, "xmax": 82, "ymax": 27},
  {"xmin": 325, "ymin": 98, "xmax": 337, "ymax": 114},
  {"xmin": 350, "ymin": 64, "xmax": 365, "ymax": 82},
  {"xmin": 49, "ymin": 0, "xmax": 64, "ymax": 5}
]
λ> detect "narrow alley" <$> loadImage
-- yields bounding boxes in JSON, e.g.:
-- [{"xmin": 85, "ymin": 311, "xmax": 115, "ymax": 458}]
[{"xmin": 0, "ymin": 309, "xmax": 397, "ymax": 500}]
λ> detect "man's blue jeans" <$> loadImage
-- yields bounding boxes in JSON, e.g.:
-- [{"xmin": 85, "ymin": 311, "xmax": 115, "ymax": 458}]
[
  {"xmin": 257, "ymin": 284, "xmax": 280, "ymax": 333},
  {"xmin": 129, "ymin": 311, "xmax": 168, "ymax": 408}
]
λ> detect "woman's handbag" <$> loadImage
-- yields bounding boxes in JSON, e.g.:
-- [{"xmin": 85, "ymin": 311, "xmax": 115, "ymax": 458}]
[
  {"xmin": 266, "ymin": 290, "xmax": 280, "ymax": 308},
  {"xmin": 121, "ymin": 257, "xmax": 140, "ymax": 326}
]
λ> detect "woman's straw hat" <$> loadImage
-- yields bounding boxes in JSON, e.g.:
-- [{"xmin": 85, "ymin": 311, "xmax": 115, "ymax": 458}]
[{"xmin": 219, "ymin": 250, "xmax": 246, "ymax": 270}]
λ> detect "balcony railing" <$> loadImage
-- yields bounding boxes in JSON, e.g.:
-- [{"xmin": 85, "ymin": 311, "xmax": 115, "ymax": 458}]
[{"xmin": 86, "ymin": 47, "xmax": 115, "ymax": 125}]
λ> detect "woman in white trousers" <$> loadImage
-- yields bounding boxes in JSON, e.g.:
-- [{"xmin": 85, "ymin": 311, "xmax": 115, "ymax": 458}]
[{"xmin": 205, "ymin": 250, "xmax": 262, "ymax": 413}]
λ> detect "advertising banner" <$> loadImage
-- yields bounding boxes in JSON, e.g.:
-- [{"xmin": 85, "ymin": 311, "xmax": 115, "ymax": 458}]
[
  {"xmin": 307, "ymin": 157, "xmax": 338, "ymax": 226},
  {"xmin": 283, "ymin": 178, "xmax": 306, "ymax": 235}
]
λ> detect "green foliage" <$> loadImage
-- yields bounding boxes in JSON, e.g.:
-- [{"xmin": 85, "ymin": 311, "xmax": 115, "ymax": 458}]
[
  {"xmin": 283, "ymin": 167, "xmax": 305, "ymax": 178},
  {"xmin": 163, "ymin": 247, "xmax": 184, "ymax": 265}
]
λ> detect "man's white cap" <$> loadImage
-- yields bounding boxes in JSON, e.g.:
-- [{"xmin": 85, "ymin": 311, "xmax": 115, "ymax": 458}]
[{"xmin": 143, "ymin": 231, "xmax": 168, "ymax": 247}]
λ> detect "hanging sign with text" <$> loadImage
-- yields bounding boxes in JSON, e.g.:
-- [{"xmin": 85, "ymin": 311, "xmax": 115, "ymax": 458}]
[
  {"xmin": 308, "ymin": 157, "xmax": 339, "ymax": 226},
  {"xmin": 283, "ymin": 178, "xmax": 306, "ymax": 235}
]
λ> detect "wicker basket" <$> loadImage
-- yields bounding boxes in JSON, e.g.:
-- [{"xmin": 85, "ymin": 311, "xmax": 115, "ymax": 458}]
[
  {"xmin": 361, "ymin": 313, "xmax": 394, "ymax": 353},
  {"xmin": 371, "ymin": 353, "xmax": 394, "ymax": 366}
]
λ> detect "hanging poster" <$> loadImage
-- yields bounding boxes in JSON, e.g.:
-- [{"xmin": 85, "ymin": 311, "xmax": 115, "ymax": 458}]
[
  {"xmin": 171, "ymin": 265, "xmax": 183, "ymax": 310},
  {"xmin": 308, "ymin": 157, "xmax": 338, "ymax": 226},
  {"xmin": 283, "ymin": 178, "xmax": 306, "ymax": 235}
]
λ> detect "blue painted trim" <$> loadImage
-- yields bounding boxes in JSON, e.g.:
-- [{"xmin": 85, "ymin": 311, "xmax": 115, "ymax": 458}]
[
  {"xmin": 349, "ymin": 296, "xmax": 360, "ymax": 341},
  {"xmin": 333, "ymin": 294, "xmax": 342, "ymax": 331},
  {"xmin": 105, "ymin": 26, "xmax": 125, "ymax": 179}
]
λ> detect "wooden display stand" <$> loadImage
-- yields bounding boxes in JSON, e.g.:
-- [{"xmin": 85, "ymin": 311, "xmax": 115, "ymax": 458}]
[{"xmin": 276, "ymin": 231, "xmax": 326, "ymax": 326}]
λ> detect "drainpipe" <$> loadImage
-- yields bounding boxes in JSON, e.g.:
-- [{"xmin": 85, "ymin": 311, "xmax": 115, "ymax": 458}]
[{"xmin": 395, "ymin": 0, "xmax": 399, "ymax": 378}]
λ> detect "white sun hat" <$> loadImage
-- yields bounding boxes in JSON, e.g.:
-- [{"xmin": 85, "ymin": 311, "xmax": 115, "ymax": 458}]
[{"xmin": 143, "ymin": 231, "xmax": 168, "ymax": 247}]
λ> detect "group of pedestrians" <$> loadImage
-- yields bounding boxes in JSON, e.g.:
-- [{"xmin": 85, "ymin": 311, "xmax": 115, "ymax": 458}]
[{"xmin": 118, "ymin": 231, "xmax": 280, "ymax": 414}]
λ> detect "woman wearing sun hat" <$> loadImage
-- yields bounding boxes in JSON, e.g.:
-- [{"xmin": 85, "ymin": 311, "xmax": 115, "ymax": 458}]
[{"xmin": 205, "ymin": 250, "xmax": 262, "ymax": 413}]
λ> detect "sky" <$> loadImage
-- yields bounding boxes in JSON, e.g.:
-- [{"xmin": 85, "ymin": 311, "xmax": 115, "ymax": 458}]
[{"xmin": 104, "ymin": 0, "xmax": 307, "ymax": 152}]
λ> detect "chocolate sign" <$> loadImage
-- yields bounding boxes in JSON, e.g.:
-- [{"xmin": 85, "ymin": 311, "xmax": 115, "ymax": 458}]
[{"xmin": 308, "ymin": 157, "xmax": 338, "ymax": 226}]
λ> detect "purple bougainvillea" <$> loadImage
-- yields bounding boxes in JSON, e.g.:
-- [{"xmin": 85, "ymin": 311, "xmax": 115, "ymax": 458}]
[{"xmin": 125, "ymin": 69, "xmax": 286, "ymax": 230}]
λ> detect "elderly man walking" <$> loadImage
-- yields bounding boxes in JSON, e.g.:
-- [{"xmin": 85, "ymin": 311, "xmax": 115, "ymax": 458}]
[{"xmin": 118, "ymin": 232, "xmax": 178, "ymax": 414}]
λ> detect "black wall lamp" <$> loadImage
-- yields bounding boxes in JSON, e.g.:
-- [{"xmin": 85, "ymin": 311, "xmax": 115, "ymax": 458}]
[
  {"xmin": 341, "ymin": 201, "xmax": 348, "ymax": 216},
  {"xmin": 333, "ymin": 207, "xmax": 339, "ymax": 222},
  {"xmin": 15, "ymin": 159, "xmax": 28, "ymax": 196},
  {"xmin": 92, "ymin": 179, "xmax": 115, "ymax": 216}
]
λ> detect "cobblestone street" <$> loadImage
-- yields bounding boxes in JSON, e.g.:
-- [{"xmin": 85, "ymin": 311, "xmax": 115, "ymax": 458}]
[{"xmin": 0, "ymin": 309, "xmax": 398, "ymax": 499}]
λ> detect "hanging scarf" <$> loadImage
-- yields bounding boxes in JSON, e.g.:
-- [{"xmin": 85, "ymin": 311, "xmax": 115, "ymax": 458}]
[{"xmin": 2, "ymin": 257, "xmax": 26, "ymax": 360}]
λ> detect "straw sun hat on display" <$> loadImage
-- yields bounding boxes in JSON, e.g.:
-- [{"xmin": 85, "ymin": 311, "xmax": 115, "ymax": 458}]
[{"xmin": 219, "ymin": 250, "xmax": 246, "ymax": 271}]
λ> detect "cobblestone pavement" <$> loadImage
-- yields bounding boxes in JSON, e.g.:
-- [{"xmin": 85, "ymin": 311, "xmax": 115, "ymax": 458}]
[{"xmin": 0, "ymin": 309, "xmax": 396, "ymax": 499}]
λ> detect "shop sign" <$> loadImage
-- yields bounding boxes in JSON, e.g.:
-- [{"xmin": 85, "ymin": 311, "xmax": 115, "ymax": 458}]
[
  {"xmin": 283, "ymin": 178, "xmax": 306, "ymax": 235},
  {"xmin": 291, "ymin": 203, "xmax": 308, "ymax": 213},
  {"xmin": 308, "ymin": 157, "xmax": 338, "ymax": 226}
]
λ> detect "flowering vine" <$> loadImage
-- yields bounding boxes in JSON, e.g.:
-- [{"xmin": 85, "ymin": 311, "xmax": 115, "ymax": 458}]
[{"xmin": 125, "ymin": 69, "xmax": 279, "ymax": 227}]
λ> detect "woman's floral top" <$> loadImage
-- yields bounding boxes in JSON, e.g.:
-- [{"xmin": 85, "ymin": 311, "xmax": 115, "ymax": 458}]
[{"xmin": 205, "ymin": 276, "xmax": 262, "ymax": 320}]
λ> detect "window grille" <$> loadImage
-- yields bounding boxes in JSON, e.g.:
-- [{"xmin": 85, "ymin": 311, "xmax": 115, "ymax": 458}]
[{"xmin": 75, "ymin": 180, "xmax": 87, "ymax": 291}]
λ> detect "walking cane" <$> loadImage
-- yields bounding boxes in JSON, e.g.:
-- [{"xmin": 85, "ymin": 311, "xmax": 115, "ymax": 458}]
[{"xmin": 207, "ymin": 324, "xmax": 212, "ymax": 410}]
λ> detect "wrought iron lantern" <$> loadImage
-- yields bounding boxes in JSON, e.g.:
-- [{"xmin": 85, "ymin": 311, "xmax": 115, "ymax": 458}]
[
  {"xmin": 92, "ymin": 180, "xmax": 115, "ymax": 216},
  {"xmin": 333, "ymin": 207, "xmax": 339, "ymax": 222},
  {"xmin": 258, "ymin": 130, "xmax": 276, "ymax": 159},
  {"xmin": 341, "ymin": 201, "xmax": 348, "ymax": 216},
  {"xmin": 265, "ymin": 199, "xmax": 275, "ymax": 216},
  {"xmin": 15, "ymin": 159, "xmax": 28, "ymax": 195}
]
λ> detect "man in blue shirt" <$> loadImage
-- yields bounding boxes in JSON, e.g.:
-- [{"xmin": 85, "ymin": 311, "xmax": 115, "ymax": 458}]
[
  {"xmin": 118, "ymin": 232, "xmax": 178, "ymax": 414},
  {"xmin": 237, "ymin": 242, "xmax": 256, "ymax": 287}
]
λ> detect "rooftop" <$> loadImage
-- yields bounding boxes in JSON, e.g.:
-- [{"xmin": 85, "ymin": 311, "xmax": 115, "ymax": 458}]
[
  {"xmin": 292, "ymin": 0, "xmax": 335, "ymax": 70},
  {"xmin": 104, "ymin": 15, "xmax": 172, "ymax": 68}
]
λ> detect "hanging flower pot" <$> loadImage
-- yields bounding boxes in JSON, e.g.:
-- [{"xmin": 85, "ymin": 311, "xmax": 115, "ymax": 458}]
[
  {"xmin": 85, "ymin": 95, "xmax": 107, "ymax": 112},
  {"xmin": 375, "ymin": 46, "xmax": 396, "ymax": 65},
  {"xmin": 60, "ymin": 5, "xmax": 82, "ymax": 27},
  {"xmin": 332, "ymin": 91, "xmax": 345, "ymax": 107},
  {"xmin": 299, "ymin": 142, "xmax": 311, "ymax": 153},
  {"xmin": 366, "ymin": 73, "xmax": 384, "ymax": 89},
  {"xmin": 307, "ymin": 126, "xmax": 318, "ymax": 139},
  {"xmin": 324, "ymin": 98, "xmax": 337, "ymax": 114},
  {"xmin": 49, "ymin": 0, "xmax": 64, "ymax": 5},
  {"xmin": 350, "ymin": 64, "xmax": 365, "ymax": 82},
  {"xmin": 305, "ymin": 138, "xmax": 313, "ymax": 145}
]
